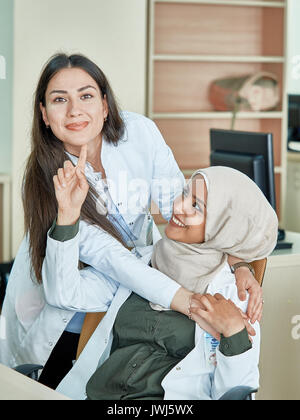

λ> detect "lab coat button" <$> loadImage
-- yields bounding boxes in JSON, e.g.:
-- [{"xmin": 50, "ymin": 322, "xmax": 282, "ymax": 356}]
[
  {"xmin": 176, "ymin": 366, "xmax": 181, "ymax": 371},
  {"xmin": 49, "ymin": 342, "xmax": 53, "ymax": 347},
  {"xmin": 63, "ymin": 318, "xmax": 68, "ymax": 323},
  {"xmin": 104, "ymin": 339, "xmax": 108, "ymax": 344}
]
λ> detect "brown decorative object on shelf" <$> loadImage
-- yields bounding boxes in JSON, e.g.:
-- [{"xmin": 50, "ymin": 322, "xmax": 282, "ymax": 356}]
[{"xmin": 148, "ymin": 0, "xmax": 287, "ymax": 224}]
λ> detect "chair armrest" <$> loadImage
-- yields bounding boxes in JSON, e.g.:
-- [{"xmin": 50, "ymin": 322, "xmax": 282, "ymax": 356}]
[
  {"xmin": 14, "ymin": 364, "xmax": 44, "ymax": 381},
  {"xmin": 219, "ymin": 386, "xmax": 257, "ymax": 400}
]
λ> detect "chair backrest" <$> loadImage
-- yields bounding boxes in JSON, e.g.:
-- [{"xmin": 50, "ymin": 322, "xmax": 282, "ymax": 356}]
[
  {"xmin": 76, "ymin": 312, "xmax": 106, "ymax": 359},
  {"xmin": 249, "ymin": 258, "xmax": 267, "ymax": 287}
]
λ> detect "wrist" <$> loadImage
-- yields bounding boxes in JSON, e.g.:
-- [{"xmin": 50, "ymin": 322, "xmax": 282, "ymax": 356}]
[
  {"xmin": 230, "ymin": 262, "xmax": 255, "ymax": 277},
  {"xmin": 57, "ymin": 208, "xmax": 80, "ymax": 226},
  {"xmin": 221, "ymin": 321, "xmax": 245, "ymax": 338},
  {"xmin": 170, "ymin": 287, "xmax": 194, "ymax": 317}
]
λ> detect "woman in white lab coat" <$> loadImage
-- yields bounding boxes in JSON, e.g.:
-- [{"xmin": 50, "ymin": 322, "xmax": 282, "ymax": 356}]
[
  {"xmin": 0, "ymin": 53, "xmax": 262, "ymax": 389},
  {"xmin": 43, "ymin": 167, "xmax": 277, "ymax": 400}
]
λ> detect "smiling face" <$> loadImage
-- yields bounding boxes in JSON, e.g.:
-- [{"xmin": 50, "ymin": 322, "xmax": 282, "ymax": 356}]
[
  {"xmin": 40, "ymin": 67, "xmax": 108, "ymax": 154},
  {"xmin": 165, "ymin": 174, "xmax": 207, "ymax": 244}
]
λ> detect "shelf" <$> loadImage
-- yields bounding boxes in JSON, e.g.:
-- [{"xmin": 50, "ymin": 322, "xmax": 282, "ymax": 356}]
[
  {"xmin": 153, "ymin": 0, "xmax": 286, "ymax": 7},
  {"xmin": 152, "ymin": 112, "xmax": 284, "ymax": 119},
  {"xmin": 149, "ymin": 0, "xmax": 287, "ymax": 223},
  {"xmin": 287, "ymin": 152, "xmax": 300, "ymax": 163},
  {"xmin": 181, "ymin": 167, "xmax": 283, "ymax": 175},
  {"xmin": 153, "ymin": 55, "xmax": 285, "ymax": 63},
  {"xmin": 0, "ymin": 174, "xmax": 10, "ymax": 182}
]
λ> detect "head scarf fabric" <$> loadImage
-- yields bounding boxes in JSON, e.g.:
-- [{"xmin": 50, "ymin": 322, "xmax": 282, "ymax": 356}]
[{"xmin": 151, "ymin": 166, "xmax": 278, "ymax": 295}]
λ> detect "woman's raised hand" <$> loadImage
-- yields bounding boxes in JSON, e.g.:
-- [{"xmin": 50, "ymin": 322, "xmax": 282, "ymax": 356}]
[{"xmin": 53, "ymin": 145, "xmax": 90, "ymax": 225}]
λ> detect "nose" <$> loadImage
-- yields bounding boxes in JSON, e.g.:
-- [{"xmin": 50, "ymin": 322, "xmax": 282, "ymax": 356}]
[
  {"xmin": 67, "ymin": 98, "xmax": 83, "ymax": 118},
  {"xmin": 173, "ymin": 194, "xmax": 195, "ymax": 216}
]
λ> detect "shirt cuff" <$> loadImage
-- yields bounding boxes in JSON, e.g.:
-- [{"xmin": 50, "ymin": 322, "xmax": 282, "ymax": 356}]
[
  {"xmin": 219, "ymin": 327, "xmax": 252, "ymax": 357},
  {"xmin": 49, "ymin": 218, "xmax": 80, "ymax": 242}
]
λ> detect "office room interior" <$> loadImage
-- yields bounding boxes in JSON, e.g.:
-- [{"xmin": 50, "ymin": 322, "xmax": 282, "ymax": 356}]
[{"xmin": 1, "ymin": 0, "xmax": 300, "ymax": 401}]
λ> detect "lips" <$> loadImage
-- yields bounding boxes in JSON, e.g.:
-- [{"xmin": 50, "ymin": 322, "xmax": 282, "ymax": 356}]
[
  {"xmin": 66, "ymin": 121, "xmax": 89, "ymax": 131},
  {"xmin": 169, "ymin": 214, "xmax": 186, "ymax": 228}
]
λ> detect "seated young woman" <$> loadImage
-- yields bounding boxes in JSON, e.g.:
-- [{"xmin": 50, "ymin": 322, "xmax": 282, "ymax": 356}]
[{"xmin": 84, "ymin": 166, "xmax": 278, "ymax": 400}]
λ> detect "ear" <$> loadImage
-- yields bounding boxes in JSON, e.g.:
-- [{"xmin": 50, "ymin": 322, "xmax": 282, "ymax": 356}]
[
  {"xmin": 103, "ymin": 94, "xmax": 109, "ymax": 119},
  {"xmin": 39, "ymin": 102, "xmax": 50, "ymax": 127}
]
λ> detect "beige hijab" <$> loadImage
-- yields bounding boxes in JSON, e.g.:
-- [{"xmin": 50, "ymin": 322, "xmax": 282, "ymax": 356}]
[{"xmin": 151, "ymin": 166, "xmax": 278, "ymax": 295}]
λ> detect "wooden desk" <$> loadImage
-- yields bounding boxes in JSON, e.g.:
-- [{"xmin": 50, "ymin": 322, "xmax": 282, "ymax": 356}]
[
  {"xmin": 0, "ymin": 363, "xmax": 70, "ymax": 400},
  {"xmin": 257, "ymin": 232, "xmax": 300, "ymax": 400}
]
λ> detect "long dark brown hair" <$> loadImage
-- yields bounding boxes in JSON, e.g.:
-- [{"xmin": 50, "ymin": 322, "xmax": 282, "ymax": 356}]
[{"xmin": 23, "ymin": 53, "xmax": 126, "ymax": 283}]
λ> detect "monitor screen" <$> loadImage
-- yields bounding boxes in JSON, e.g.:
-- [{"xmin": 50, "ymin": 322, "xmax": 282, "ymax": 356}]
[
  {"xmin": 288, "ymin": 94, "xmax": 300, "ymax": 141},
  {"xmin": 210, "ymin": 129, "xmax": 276, "ymax": 211}
]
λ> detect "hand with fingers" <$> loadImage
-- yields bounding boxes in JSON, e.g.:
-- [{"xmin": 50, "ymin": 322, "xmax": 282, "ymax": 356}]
[
  {"xmin": 234, "ymin": 268, "xmax": 264, "ymax": 324},
  {"xmin": 53, "ymin": 145, "xmax": 90, "ymax": 225},
  {"xmin": 190, "ymin": 293, "xmax": 255, "ymax": 341}
]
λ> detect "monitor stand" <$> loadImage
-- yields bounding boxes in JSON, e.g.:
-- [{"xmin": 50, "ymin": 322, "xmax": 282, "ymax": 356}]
[{"xmin": 275, "ymin": 229, "xmax": 293, "ymax": 250}]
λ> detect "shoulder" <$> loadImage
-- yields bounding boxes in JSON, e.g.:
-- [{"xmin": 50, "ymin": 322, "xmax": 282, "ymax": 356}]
[
  {"xmin": 118, "ymin": 111, "xmax": 164, "ymax": 149},
  {"xmin": 120, "ymin": 110, "xmax": 153, "ymax": 126},
  {"xmin": 120, "ymin": 111, "xmax": 159, "ymax": 135}
]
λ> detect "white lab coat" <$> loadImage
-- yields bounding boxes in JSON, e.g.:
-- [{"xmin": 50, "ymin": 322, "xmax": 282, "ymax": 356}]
[
  {"xmin": 0, "ymin": 111, "xmax": 184, "ymax": 368},
  {"xmin": 42, "ymin": 229, "xmax": 260, "ymax": 400},
  {"xmin": 0, "ymin": 110, "xmax": 260, "ymax": 399}
]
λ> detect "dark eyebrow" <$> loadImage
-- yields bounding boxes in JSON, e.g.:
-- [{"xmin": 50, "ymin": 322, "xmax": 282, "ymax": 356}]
[
  {"xmin": 49, "ymin": 89, "xmax": 68, "ymax": 95},
  {"xmin": 49, "ymin": 85, "xmax": 97, "ymax": 95},
  {"xmin": 77, "ymin": 85, "xmax": 97, "ymax": 93}
]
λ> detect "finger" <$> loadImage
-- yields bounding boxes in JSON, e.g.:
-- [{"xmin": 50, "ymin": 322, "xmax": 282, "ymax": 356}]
[
  {"xmin": 203, "ymin": 294, "xmax": 217, "ymax": 303},
  {"xmin": 247, "ymin": 287, "xmax": 262, "ymax": 321},
  {"xmin": 252, "ymin": 288, "xmax": 263, "ymax": 317},
  {"xmin": 76, "ymin": 167, "xmax": 89, "ymax": 191},
  {"xmin": 251, "ymin": 301, "xmax": 263, "ymax": 325},
  {"xmin": 195, "ymin": 294, "xmax": 215, "ymax": 311},
  {"xmin": 57, "ymin": 168, "xmax": 66, "ymax": 188},
  {"xmin": 190, "ymin": 306, "xmax": 210, "ymax": 320},
  {"xmin": 190, "ymin": 296, "xmax": 206, "ymax": 311},
  {"xmin": 236, "ymin": 279, "xmax": 247, "ymax": 302},
  {"xmin": 77, "ymin": 144, "xmax": 87, "ymax": 172},
  {"xmin": 257, "ymin": 308, "xmax": 263, "ymax": 324},
  {"xmin": 238, "ymin": 309, "xmax": 248, "ymax": 320},
  {"xmin": 214, "ymin": 293, "xmax": 226, "ymax": 301},
  {"xmin": 244, "ymin": 319, "xmax": 256, "ymax": 337},
  {"xmin": 190, "ymin": 293, "xmax": 203, "ymax": 303},
  {"xmin": 64, "ymin": 160, "xmax": 75, "ymax": 179},
  {"xmin": 53, "ymin": 174, "xmax": 62, "ymax": 191}
]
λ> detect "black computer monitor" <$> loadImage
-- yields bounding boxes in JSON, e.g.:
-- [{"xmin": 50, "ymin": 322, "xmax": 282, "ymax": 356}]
[{"xmin": 210, "ymin": 128, "xmax": 276, "ymax": 211}]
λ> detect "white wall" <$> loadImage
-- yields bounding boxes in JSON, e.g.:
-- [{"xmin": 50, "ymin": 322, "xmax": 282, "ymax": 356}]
[
  {"xmin": 286, "ymin": 0, "xmax": 300, "ymax": 94},
  {"xmin": 0, "ymin": 0, "xmax": 13, "ymax": 174},
  {"xmin": 12, "ymin": 0, "xmax": 147, "ymax": 255}
]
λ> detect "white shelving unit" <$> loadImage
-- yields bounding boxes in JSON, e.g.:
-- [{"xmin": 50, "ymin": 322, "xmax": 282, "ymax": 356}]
[
  {"xmin": 0, "ymin": 174, "xmax": 11, "ymax": 262},
  {"xmin": 147, "ymin": 0, "xmax": 288, "ymax": 225}
]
